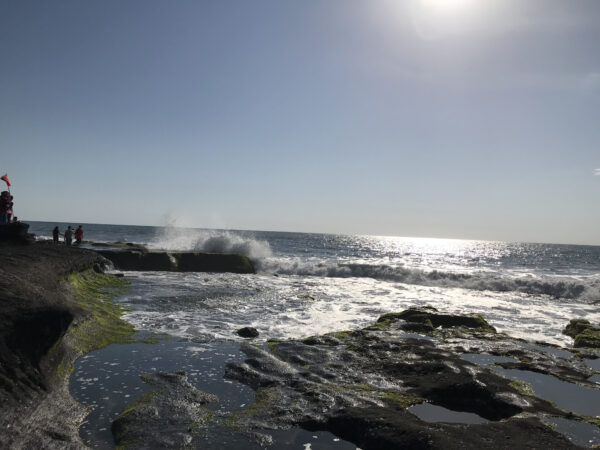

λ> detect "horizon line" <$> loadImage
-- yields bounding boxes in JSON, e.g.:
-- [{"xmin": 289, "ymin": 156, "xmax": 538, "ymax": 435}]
[{"xmin": 23, "ymin": 218, "xmax": 600, "ymax": 248}]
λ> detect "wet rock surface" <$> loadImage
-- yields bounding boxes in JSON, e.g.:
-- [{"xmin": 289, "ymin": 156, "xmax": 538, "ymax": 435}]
[
  {"xmin": 97, "ymin": 248, "xmax": 255, "ymax": 273},
  {"xmin": 223, "ymin": 307, "xmax": 597, "ymax": 449},
  {"xmin": 237, "ymin": 327, "xmax": 260, "ymax": 338},
  {"xmin": 112, "ymin": 371, "xmax": 219, "ymax": 449},
  {"xmin": 0, "ymin": 242, "xmax": 111, "ymax": 448}
]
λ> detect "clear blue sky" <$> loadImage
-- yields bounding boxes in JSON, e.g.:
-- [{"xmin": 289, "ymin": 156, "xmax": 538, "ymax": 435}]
[{"xmin": 1, "ymin": 0, "xmax": 599, "ymax": 244}]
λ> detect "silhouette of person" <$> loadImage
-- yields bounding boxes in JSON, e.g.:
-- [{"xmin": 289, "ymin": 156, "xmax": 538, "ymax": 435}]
[
  {"xmin": 0, "ymin": 191, "xmax": 8, "ymax": 224},
  {"xmin": 6, "ymin": 196, "xmax": 13, "ymax": 223},
  {"xmin": 53, "ymin": 226, "xmax": 60, "ymax": 244},
  {"xmin": 75, "ymin": 225, "xmax": 84, "ymax": 244},
  {"xmin": 64, "ymin": 226, "xmax": 73, "ymax": 246}
]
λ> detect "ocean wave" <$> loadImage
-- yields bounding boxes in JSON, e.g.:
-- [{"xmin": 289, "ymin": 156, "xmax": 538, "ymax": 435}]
[
  {"xmin": 258, "ymin": 259, "xmax": 599, "ymax": 301},
  {"xmin": 149, "ymin": 228, "xmax": 272, "ymax": 261}
]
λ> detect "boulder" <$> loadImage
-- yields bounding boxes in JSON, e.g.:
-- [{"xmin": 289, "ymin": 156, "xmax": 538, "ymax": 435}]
[
  {"xmin": 563, "ymin": 318, "xmax": 593, "ymax": 338},
  {"xmin": 237, "ymin": 327, "xmax": 259, "ymax": 338},
  {"xmin": 377, "ymin": 307, "xmax": 496, "ymax": 333},
  {"xmin": 563, "ymin": 319, "xmax": 600, "ymax": 348}
]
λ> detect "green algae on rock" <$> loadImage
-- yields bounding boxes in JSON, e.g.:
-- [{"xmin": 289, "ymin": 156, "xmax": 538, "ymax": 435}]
[
  {"xmin": 575, "ymin": 329, "xmax": 600, "ymax": 348},
  {"xmin": 0, "ymin": 242, "xmax": 132, "ymax": 449},
  {"xmin": 376, "ymin": 307, "xmax": 496, "ymax": 333},
  {"xmin": 563, "ymin": 318, "xmax": 600, "ymax": 348},
  {"xmin": 223, "ymin": 308, "xmax": 584, "ymax": 449},
  {"xmin": 48, "ymin": 270, "xmax": 136, "ymax": 379},
  {"xmin": 509, "ymin": 379, "xmax": 535, "ymax": 397},
  {"xmin": 225, "ymin": 387, "xmax": 282, "ymax": 431}
]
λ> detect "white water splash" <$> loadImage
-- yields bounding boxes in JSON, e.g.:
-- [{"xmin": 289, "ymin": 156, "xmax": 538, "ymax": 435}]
[
  {"xmin": 257, "ymin": 257, "xmax": 600, "ymax": 302},
  {"xmin": 149, "ymin": 226, "xmax": 272, "ymax": 261},
  {"xmin": 118, "ymin": 271, "xmax": 600, "ymax": 347}
]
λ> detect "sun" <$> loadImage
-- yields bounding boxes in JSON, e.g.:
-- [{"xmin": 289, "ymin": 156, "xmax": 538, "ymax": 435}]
[{"xmin": 421, "ymin": 0, "xmax": 474, "ymax": 14}]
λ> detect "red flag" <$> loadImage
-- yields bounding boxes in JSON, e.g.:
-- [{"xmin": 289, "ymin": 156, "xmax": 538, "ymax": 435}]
[{"xmin": 1, "ymin": 174, "xmax": 10, "ymax": 187}]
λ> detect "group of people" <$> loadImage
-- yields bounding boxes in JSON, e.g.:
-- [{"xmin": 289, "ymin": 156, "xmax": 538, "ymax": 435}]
[
  {"xmin": 53, "ymin": 225, "xmax": 84, "ymax": 246},
  {"xmin": 0, "ymin": 191, "xmax": 16, "ymax": 224}
]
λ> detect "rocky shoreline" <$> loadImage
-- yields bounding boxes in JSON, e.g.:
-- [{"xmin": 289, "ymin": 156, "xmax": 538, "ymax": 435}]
[
  {"xmin": 0, "ymin": 235, "xmax": 257, "ymax": 448},
  {"xmin": 1, "ymin": 237, "xmax": 600, "ymax": 449},
  {"xmin": 222, "ymin": 308, "xmax": 600, "ymax": 449},
  {"xmin": 0, "ymin": 241, "xmax": 127, "ymax": 448},
  {"xmin": 106, "ymin": 307, "xmax": 600, "ymax": 449}
]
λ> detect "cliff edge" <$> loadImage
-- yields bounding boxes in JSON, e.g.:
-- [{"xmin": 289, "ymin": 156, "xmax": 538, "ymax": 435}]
[{"xmin": 0, "ymin": 242, "xmax": 130, "ymax": 448}]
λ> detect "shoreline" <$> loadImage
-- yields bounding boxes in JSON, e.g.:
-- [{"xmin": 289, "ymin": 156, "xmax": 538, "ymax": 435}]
[
  {"xmin": 0, "ymin": 241, "xmax": 135, "ymax": 448},
  {"xmin": 1, "ymin": 239, "xmax": 600, "ymax": 448}
]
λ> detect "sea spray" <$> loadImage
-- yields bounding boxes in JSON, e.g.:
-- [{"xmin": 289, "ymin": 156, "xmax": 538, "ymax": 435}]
[{"xmin": 149, "ymin": 226, "xmax": 272, "ymax": 261}]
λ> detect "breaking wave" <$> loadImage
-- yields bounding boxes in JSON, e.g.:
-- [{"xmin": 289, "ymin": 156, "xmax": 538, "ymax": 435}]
[
  {"xmin": 258, "ymin": 259, "xmax": 600, "ymax": 301},
  {"xmin": 149, "ymin": 227, "xmax": 272, "ymax": 261}
]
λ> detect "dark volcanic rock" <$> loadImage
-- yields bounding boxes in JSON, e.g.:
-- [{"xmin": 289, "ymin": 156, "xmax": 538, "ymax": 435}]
[
  {"xmin": 96, "ymin": 250, "xmax": 174, "ymax": 271},
  {"xmin": 0, "ymin": 242, "xmax": 112, "ymax": 448},
  {"xmin": 377, "ymin": 307, "xmax": 496, "ymax": 332},
  {"xmin": 237, "ymin": 327, "xmax": 260, "ymax": 338},
  {"xmin": 0, "ymin": 221, "xmax": 35, "ymax": 244},
  {"xmin": 317, "ymin": 408, "xmax": 579, "ymax": 450},
  {"xmin": 112, "ymin": 371, "xmax": 218, "ymax": 449},
  {"xmin": 174, "ymin": 252, "xmax": 255, "ymax": 273},
  {"xmin": 224, "ymin": 309, "xmax": 589, "ymax": 449},
  {"xmin": 90, "ymin": 241, "xmax": 147, "ymax": 251},
  {"xmin": 97, "ymin": 249, "xmax": 255, "ymax": 273}
]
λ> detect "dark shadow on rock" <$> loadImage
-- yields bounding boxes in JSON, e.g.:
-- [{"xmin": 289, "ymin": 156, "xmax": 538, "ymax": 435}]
[
  {"xmin": 0, "ymin": 222, "xmax": 35, "ymax": 245},
  {"xmin": 97, "ymin": 250, "xmax": 255, "ymax": 274}
]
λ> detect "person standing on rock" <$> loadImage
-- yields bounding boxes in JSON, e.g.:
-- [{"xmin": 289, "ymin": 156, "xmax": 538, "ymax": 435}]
[
  {"xmin": 6, "ymin": 196, "xmax": 13, "ymax": 223},
  {"xmin": 0, "ymin": 191, "xmax": 8, "ymax": 224},
  {"xmin": 53, "ymin": 226, "xmax": 60, "ymax": 244},
  {"xmin": 64, "ymin": 226, "xmax": 73, "ymax": 246},
  {"xmin": 75, "ymin": 225, "xmax": 84, "ymax": 244}
]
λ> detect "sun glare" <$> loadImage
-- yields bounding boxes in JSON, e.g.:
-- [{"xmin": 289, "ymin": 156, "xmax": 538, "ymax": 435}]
[{"xmin": 421, "ymin": 0, "xmax": 474, "ymax": 14}]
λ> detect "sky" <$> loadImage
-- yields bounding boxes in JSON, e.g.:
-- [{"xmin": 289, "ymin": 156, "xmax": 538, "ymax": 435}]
[{"xmin": 1, "ymin": 0, "xmax": 599, "ymax": 244}]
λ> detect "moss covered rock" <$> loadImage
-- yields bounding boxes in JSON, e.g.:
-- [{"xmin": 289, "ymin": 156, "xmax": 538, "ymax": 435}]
[
  {"xmin": 64, "ymin": 270, "xmax": 136, "ymax": 356},
  {"xmin": 377, "ymin": 307, "xmax": 496, "ymax": 333},
  {"xmin": 0, "ymin": 243, "xmax": 134, "ymax": 448},
  {"xmin": 563, "ymin": 319, "xmax": 600, "ymax": 348},
  {"xmin": 224, "ymin": 309, "xmax": 579, "ymax": 450},
  {"xmin": 574, "ymin": 328, "xmax": 600, "ymax": 348}
]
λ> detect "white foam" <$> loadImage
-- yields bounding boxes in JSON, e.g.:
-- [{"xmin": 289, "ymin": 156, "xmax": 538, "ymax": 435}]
[
  {"xmin": 257, "ymin": 257, "xmax": 600, "ymax": 301},
  {"xmin": 118, "ymin": 271, "xmax": 600, "ymax": 347},
  {"xmin": 148, "ymin": 226, "xmax": 272, "ymax": 261}
]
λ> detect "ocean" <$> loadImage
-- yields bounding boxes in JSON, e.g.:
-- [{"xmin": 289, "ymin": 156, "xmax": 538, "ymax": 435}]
[
  {"xmin": 25, "ymin": 221, "xmax": 600, "ymax": 448},
  {"xmin": 29, "ymin": 221, "xmax": 600, "ymax": 347}
]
